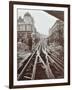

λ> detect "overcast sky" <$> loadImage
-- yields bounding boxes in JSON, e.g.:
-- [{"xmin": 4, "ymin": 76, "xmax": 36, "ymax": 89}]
[{"xmin": 17, "ymin": 9, "xmax": 58, "ymax": 35}]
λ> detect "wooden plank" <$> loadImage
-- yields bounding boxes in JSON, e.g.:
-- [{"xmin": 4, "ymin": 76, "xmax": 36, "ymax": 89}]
[
  {"xmin": 46, "ymin": 56, "xmax": 55, "ymax": 79},
  {"xmin": 51, "ymin": 54, "xmax": 64, "ymax": 68},
  {"xmin": 48, "ymin": 55, "xmax": 64, "ymax": 72},
  {"xmin": 42, "ymin": 48, "xmax": 55, "ymax": 78},
  {"xmin": 39, "ymin": 55, "xmax": 55, "ymax": 79},
  {"xmin": 18, "ymin": 43, "xmax": 40, "ymax": 80},
  {"xmin": 46, "ymin": 48, "xmax": 63, "ymax": 63},
  {"xmin": 31, "ymin": 55, "xmax": 38, "ymax": 80},
  {"xmin": 24, "ymin": 76, "xmax": 31, "ymax": 79}
]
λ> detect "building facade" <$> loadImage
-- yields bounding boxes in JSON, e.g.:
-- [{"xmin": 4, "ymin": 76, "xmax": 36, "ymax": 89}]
[
  {"xmin": 17, "ymin": 12, "xmax": 36, "ymax": 44},
  {"xmin": 48, "ymin": 20, "xmax": 64, "ymax": 46}
]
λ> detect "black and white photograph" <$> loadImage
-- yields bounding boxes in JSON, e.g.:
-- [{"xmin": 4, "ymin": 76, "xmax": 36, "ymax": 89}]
[
  {"xmin": 17, "ymin": 9, "xmax": 64, "ymax": 80},
  {"xmin": 9, "ymin": 1, "xmax": 70, "ymax": 88}
]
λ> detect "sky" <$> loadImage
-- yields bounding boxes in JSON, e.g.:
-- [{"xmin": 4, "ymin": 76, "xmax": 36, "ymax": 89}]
[{"xmin": 17, "ymin": 9, "xmax": 58, "ymax": 35}]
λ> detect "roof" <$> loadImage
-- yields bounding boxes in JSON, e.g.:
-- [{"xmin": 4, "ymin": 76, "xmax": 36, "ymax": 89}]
[
  {"xmin": 24, "ymin": 12, "xmax": 31, "ymax": 17},
  {"xmin": 17, "ymin": 16, "xmax": 24, "ymax": 23}
]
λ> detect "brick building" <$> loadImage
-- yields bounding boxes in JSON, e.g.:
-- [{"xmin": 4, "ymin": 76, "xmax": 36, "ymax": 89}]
[{"xmin": 17, "ymin": 12, "xmax": 36, "ymax": 45}]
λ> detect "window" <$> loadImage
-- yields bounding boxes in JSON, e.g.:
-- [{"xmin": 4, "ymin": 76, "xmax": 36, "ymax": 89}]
[{"xmin": 26, "ymin": 24, "xmax": 32, "ymax": 31}]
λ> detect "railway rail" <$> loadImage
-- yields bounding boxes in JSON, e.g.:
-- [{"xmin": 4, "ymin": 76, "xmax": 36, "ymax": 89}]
[{"xmin": 17, "ymin": 39, "xmax": 64, "ymax": 80}]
